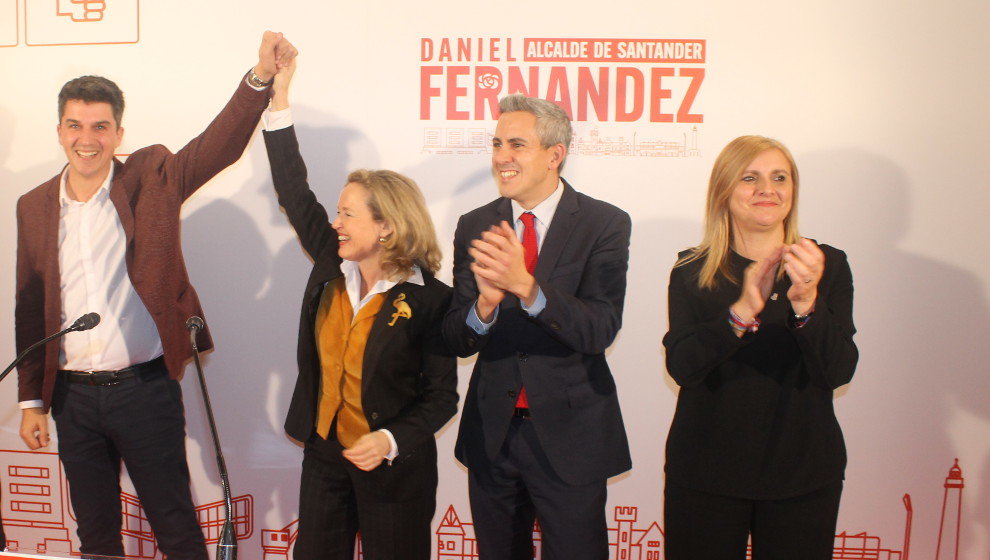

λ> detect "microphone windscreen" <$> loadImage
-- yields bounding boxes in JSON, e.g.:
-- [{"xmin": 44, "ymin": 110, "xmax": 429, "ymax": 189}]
[{"xmin": 72, "ymin": 312, "xmax": 101, "ymax": 332}]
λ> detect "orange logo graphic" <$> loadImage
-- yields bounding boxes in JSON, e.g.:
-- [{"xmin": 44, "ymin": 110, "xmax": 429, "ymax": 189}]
[
  {"xmin": 25, "ymin": 0, "xmax": 139, "ymax": 46},
  {"xmin": 56, "ymin": 0, "xmax": 105, "ymax": 22}
]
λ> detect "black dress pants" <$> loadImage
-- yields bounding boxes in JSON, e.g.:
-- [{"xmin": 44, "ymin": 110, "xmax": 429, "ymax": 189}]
[
  {"xmin": 51, "ymin": 362, "xmax": 207, "ymax": 560},
  {"xmin": 664, "ymin": 480, "xmax": 843, "ymax": 560},
  {"xmin": 468, "ymin": 416, "xmax": 609, "ymax": 560},
  {"xmin": 293, "ymin": 432, "xmax": 438, "ymax": 560}
]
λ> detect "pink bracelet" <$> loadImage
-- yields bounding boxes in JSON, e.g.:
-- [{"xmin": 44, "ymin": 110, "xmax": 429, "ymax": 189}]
[{"xmin": 728, "ymin": 307, "xmax": 760, "ymax": 334}]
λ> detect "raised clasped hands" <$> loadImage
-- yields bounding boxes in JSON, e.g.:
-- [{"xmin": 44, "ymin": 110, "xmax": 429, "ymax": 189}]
[
  {"xmin": 254, "ymin": 30, "xmax": 299, "ymax": 84},
  {"xmin": 469, "ymin": 221, "xmax": 538, "ymax": 320},
  {"xmin": 270, "ymin": 51, "xmax": 297, "ymax": 111},
  {"xmin": 782, "ymin": 238, "xmax": 824, "ymax": 316}
]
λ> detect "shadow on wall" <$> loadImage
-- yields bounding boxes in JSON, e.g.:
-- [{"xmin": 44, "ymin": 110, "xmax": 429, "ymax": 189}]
[{"xmin": 800, "ymin": 148, "xmax": 990, "ymax": 558}]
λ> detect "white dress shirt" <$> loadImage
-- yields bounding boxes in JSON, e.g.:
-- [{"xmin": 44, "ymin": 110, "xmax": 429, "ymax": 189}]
[{"xmin": 20, "ymin": 168, "xmax": 164, "ymax": 409}]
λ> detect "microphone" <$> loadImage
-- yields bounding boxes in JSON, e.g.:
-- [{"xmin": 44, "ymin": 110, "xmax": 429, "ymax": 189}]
[
  {"xmin": 1, "ymin": 312, "xmax": 101, "ymax": 383},
  {"xmin": 69, "ymin": 312, "xmax": 101, "ymax": 333},
  {"xmin": 186, "ymin": 316, "xmax": 205, "ymax": 332},
  {"xmin": 185, "ymin": 315, "xmax": 237, "ymax": 560}
]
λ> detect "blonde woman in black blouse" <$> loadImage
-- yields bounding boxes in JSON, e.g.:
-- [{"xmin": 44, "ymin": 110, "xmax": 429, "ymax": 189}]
[{"xmin": 662, "ymin": 136, "xmax": 858, "ymax": 559}]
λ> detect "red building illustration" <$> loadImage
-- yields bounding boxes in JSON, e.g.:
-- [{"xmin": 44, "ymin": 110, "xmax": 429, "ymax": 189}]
[
  {"xmin": 434, "ymin": 506, "xmax": 543, "ymax": 559},
  {"xmin": 935, "ymin": 459, "xmax": 964, "ymax": 560},
  {"xmin": 117, "ymin": 492, "xmax": 253, "ymax": 558},
  {"xmin": 1, "ymin": 450, "xmax": 74, "ymax": 556},
  {"xmin": 261, "ymin": 521, "xmax": 364, "ymax": 560},
  {"xmin": 0, "ymin": 449, "xmax": 253, "ymax": 558}
]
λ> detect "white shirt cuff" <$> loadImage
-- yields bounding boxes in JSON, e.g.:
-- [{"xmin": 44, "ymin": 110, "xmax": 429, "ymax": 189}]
[
  {"xmin": 264, "ymin": 107, "xmax": 293, "ymax": 131},
  {"xmin": 19, "ymin": 400, "xmax": 44, "ymax": 410},
  {"xmin": 380, "ymin": 429, "xmax": 398, "ymax": 463}
]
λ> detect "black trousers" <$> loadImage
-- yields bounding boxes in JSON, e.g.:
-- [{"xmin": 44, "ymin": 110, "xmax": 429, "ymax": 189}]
[
  {"xmin": 468, "ymin": 416, "xmax": 608, "ymax": 560},
  {"xmin": 664, "ymin": 480, "xmax": 843, "ymax": 560},
  {"xmin": 51, "ymin": 362, "xmax": 207, "ymax": 560},
  {"xmin": 293, "ymin": 432, "xmax": 438, "ymax": 560}
]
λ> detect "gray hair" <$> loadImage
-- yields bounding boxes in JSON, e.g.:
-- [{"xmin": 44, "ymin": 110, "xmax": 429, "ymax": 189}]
[{"xmin": 498, "ymin": 94, "xmax": 573, "ymax": 171}]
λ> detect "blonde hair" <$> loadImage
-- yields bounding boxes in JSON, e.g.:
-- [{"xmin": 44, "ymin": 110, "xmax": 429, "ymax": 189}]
[
  {"xmin": 677, "ymin": 135, "xmax": 800, "ymax": 289},
  {"xmin": 346, "ymin": 169, "xmax": 442, "ymax": 278}
]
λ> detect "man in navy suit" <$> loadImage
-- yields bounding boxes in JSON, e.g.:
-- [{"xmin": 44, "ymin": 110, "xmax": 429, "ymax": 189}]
[{"xmin": 443, "ymin": 95, "xmax": 632, "ymax": 559}]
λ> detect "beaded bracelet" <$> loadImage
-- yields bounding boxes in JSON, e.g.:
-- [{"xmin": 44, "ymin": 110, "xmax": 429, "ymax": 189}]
[
  {"xmin": 728, "ymin": 307, "xmax": 760, "ymax": 334},
  {"xmin": 793, "ymin": 309, "xmax": 814, "ymax": 329}
]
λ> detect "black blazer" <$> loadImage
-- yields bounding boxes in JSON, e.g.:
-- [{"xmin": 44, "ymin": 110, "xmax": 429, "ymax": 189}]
[
  {"xmin": 663, "ymin": 245, "xmax": 857, "ymax": 499},
  {"xmin": 263, "ymin": 126, "xmax": 457, "ymax": 453},
  {"xmin": 443, "ymin": 182, "xmax": 632, "ymax": 486}
]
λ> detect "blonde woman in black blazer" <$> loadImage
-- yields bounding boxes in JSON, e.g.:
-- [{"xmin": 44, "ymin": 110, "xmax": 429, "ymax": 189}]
[{"xmin": 262, "ymin": 59, "xmax": 457, "ymax": 560}]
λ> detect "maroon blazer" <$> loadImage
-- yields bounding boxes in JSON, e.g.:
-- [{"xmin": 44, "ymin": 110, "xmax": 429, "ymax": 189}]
[{"xmin": 14, "ymin": 78, "xmax": 270, "ymax": 410}]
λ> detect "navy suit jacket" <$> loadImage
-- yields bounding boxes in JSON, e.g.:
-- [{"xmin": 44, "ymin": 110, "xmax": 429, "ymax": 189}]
[
  {"xmin": 262, "ymin": 126, "xmax": 457, "ymax": 454},
  {"xmin": 443, "ymin": 181, "xmax": 632, "ymax": 486}
]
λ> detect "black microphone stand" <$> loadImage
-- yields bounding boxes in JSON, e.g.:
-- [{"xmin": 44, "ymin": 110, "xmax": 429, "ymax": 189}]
[{"xmin": 186, "ymin": 317, "xmax": 236, "ymax": 560}]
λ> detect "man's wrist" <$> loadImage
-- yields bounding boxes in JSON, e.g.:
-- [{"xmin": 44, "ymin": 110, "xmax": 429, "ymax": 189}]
[
  {"xmin": 515, "ymin": 276, "xmax": 539, "ymax": 307},
  {"xmin": 248, "ymin": 66, "xmax": 274, "ymax": 87},
  {"xmin": 475, "ymin": 299, "xmax": 497, "ymax": 323}
]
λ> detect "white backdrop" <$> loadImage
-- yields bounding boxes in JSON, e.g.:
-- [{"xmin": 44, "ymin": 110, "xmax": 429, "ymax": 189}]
[{"xmin": 1, "ymin": 1, "xmax": 989, "ymax": 558}]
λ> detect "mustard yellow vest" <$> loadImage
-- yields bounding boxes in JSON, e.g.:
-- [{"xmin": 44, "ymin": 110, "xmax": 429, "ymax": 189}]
[{"xmin": 313, "ymin": 277, "xmax": 387, "ymax": 446}]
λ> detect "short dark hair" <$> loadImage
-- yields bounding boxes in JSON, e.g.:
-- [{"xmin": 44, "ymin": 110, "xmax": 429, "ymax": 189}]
[{"xmin": 58, "ymin": 76, "xmax": 125, "ymax": 126}]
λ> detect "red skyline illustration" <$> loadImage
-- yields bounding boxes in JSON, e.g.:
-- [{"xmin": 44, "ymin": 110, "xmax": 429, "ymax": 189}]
[
  {"xmin": 421, "ymin": 125, "xmax": 700, "ymax": 158},
  {"xmin": 0, "ymin": 449, "xmax": 253, "ymax": 558},
  {"xmin": 0, "ymin": 450, "xmax": 966, "ymax": 558},
  {"xmin": 258, "ymin": 459, "xmax": 965, "ymax": 560}
]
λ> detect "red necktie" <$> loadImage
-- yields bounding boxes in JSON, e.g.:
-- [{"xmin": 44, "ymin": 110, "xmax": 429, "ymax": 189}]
[
  {"xmin": 516, "ymin": 212, "xmax": 538, "ymax": 409},
  {"xmin": 521, "ymin": 212, "xmax": 538, "ymax": 274}
]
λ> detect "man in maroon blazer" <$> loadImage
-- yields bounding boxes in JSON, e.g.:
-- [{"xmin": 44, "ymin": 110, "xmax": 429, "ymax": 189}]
[{"xmin": 14, "ymin": 32, "xmax": 296, "ymax": 559}]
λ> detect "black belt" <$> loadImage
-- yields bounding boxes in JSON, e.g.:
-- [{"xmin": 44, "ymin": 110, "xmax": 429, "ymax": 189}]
[
  {"xmin": 59, "ymin": 356, "xmax": 165, "ymax": 386},
  {"xmin": 513, "ymin": 407, "xmax": 531, "ymax": 418}
]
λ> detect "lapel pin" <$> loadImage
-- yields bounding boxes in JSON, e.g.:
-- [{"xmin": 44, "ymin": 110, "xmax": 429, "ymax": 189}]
[{"xmin": 388, "ymin": 293, "xmax": 412, "ymax": 326}]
